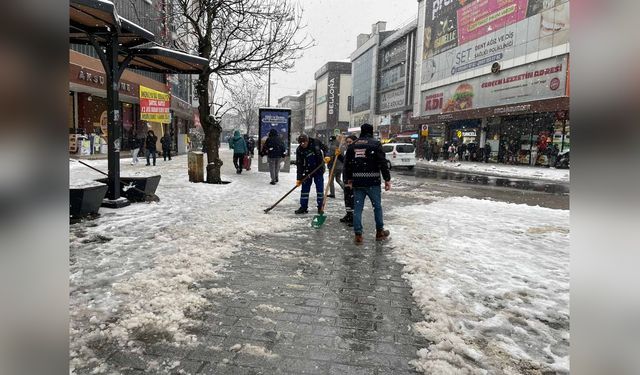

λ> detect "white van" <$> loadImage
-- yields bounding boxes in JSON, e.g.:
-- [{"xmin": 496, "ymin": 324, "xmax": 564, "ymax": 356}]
[{"xmin": 382, "ymin": 143, "xmax": 416, "ymax": 170}]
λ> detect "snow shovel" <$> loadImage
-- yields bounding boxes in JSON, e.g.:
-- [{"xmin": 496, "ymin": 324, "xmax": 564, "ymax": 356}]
[
  {"xmin": 263, "ymin": 162, "xmax": 325, "ymax": 214},
  {"xmin": 311, "ymin": 137, "xmax": 343, "ymax": 228}
]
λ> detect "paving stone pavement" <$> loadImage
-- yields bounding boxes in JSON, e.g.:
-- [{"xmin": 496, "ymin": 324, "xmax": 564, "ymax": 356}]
[{"xmin": 76, "ymin": 203, "xmax": 429, "ymax": 375}]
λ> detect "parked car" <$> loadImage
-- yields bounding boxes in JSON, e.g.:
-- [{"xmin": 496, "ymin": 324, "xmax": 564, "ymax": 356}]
[
  {"xmin": 289, "ymin": 143, "xmax": 299, "ymax": 164},
  {"xmin": 382, "ymin": 143, "xmax": 416, "ymax": 170}
]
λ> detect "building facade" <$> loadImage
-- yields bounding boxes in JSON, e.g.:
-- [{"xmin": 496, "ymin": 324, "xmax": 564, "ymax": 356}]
[
  {"xmin": 411, "ymin": 0, "xmax": 570, "ymax": 165},
  {"xmin": 349, "ymin": 22, "xmax": 392, "ymax": 131},
  {"xmin": 376, "ymin": 20, "xmax": 417, "ymax": 140},
  {"xmin": 69, "ymin": 0, "xmax": 197, "ymax": 155},
  {"xmin": 303, "ymin": 88, "xmax": 316, "ymax": 134},
  {"xmin": 277, "ymin": 94, "xmax": 305, "ymax": 141},
  {"xmin": 314, "ymin": 62, "xmax": 352, "ymax": 142}
]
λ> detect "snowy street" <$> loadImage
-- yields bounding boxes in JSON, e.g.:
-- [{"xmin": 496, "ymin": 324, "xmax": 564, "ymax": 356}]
[{"xmin": 70, "ymin": 149, "xmax": 569, "ymax": 374}]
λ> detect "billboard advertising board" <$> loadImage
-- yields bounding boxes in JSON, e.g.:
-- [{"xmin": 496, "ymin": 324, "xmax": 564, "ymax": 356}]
[
  {"xmin": 422, "ymin": 0, "xmax": 570, "ymax": 84},
  {"xmin": 258, "ymin": 108, "xmax": 291, "ymax": 173}
]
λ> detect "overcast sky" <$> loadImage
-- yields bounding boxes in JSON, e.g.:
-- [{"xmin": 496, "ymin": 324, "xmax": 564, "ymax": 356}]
[{"xmin": 268, "ymin": 0, "xmax": 419, "ymax": 105}]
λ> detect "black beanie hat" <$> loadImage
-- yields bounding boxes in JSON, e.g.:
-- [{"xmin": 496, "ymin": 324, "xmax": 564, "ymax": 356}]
[
  {"xmin": 360, "ymin": 123, "xmax": 373, "ymax": 136},
  {"xmin": 268, "ymin": 129, "xmax": 278, "ymax": 137},
  {"xmin": 297, "ymin": 134, "xmax": 309, "ymax": 142}
]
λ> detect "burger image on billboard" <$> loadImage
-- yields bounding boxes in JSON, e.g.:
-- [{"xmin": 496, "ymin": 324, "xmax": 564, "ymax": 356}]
[{"xmin": 443, "ymin": 83, "xmax": 474, "ymax": 112}]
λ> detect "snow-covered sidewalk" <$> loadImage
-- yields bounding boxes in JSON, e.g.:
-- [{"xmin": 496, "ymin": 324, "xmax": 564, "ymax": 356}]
[
  {"xmin": 388, "ymin": 197, "xmax": 570, "ymax": 374},
  {"xmin": 416, "ymin": 159, "xmax": 570, "ymax": 183},
  {"xmin": 69, "ymin": 150, "xmax": 303, "ymax": 372}
]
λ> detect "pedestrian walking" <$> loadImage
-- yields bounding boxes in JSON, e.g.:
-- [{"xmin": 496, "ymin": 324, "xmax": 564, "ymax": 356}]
[
  {"xmin": 294, "ymin": 134, "xmax": 329, "ymax": 214},
  {"xmin": 448, "ymin": 143, "xmax": 457, "ymax": 162},
  {"xmin": 229, "ymin": 130, "xmax": 248, "ymax": 174},
  {"xmin": 130, "ymin": 136, "xmax": 141, "ymax": 165},
  {"xmin": 145, "ymin": 130, "xmax": 157, "ymax": 166},
  {"xmin": 246, "ymin": 136, "xmax": 256, "ymax": 157},
  {"xmin": 548, "ymin": 143, "xmax": 559, "ymax": 168},
  {"xmin": 327, "ymin": 136, "xmax": 344, "ymax": 198},
  {"xmin": 432, "ymin": 142, "xmax": 439, "ymax": 161},
  {"xmin": 484, "ymin": 142, "xmax": 492, "ymax": 163},
  {"xmin": 161, "ymin": 132, "xmax": 172, "ymax": 161},
  {"xmin": 339, "ymin": 135, "xmax": 358, "ymax": 226},
  {"xmin": 423, "ymin": 140, "xmax": 431, "ymax": 161},
  {"xmin": 344, "ymin": 123, "xmax": 392, "ymax": 244},
  {"xmin": 260, "ymin": 129, "xmax": 286, "ymax": 184},
  {"xmin": 457, "ymin": 143, "xmax": 466, "ymax": 161}
]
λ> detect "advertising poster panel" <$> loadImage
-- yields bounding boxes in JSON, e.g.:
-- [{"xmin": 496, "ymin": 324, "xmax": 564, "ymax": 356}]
[
  {"xmin": 258, "ymin": 108, "xmax": 291, "ymax": 173},
  {"xmin": 140, "ymin": 85, "xmax": 171, "ymax": 123},
  {"xmin": 421, "ymin": 55, "xmax": 567, "ymax": 116},
  {"xmin": 422, "ymin": 0, "xmax": 570, "ymax": 84}
]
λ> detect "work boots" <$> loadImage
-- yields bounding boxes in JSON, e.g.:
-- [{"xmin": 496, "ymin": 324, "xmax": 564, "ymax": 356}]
[
  {"xmin": 354, "ymin": 234, "xmax": 363, "ymax": 245},
  {"xmin": 340, "ymin": 212, "xmax": 353, "ymax": 225},
  {"xmin": 294, "ymin": 207, "xmax": 308, "ymax": 214},
  {"xmin": 375, "ymin": 229, "xmax": 390, "ymax": 241}
]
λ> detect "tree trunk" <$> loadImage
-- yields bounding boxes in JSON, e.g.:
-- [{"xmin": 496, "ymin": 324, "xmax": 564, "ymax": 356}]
[{"xmin": 197, "ymin": 73, "xmax": 223, "ymax": 183}]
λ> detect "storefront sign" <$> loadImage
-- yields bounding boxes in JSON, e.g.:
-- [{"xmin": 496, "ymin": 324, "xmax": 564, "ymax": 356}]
[
  {"xmin": 379, "ymin": 88, "xmax": 406, "ymax": 112},
  {"xmin": 70, "ymin": 64, "xmax": 137, "ymax": 95},
  {"xmin": 326, "ymin": 71, "xmax": 341, "ymax": 127},
  {"xmin": 461, "ymin": 130, "xmax": 476, "ymax": 137},
  {"xmin": 421, "ymin": 55, "xmax": 567, "ymax": 116},
  {"xmin": 140, "ymin": 85, "xmax": 171, "ymax": 123},
  {"xmin": 379, "ymin": 65, "xmax": 406, "ymax": 91},
  {"xmin": 380, "ymin": 37, "xmax": 407, "ymax": 69}
]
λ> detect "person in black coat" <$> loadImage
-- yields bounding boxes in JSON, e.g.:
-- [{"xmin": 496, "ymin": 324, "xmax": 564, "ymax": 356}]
[
  {"xmin": 294, "ymin": 134, "xmax": 328, "ymax": 214},
  {"xmin": 260, "ymin": 129, "xmax": 286, "ymax": 184},
  {"xmin": 344, "ymin": 123, "xmax": 392, "ymax": 244},
  {"xmin": 145, "ymin": 130, "xmax": 158, "ymax": 166},
  {"xmin": 161, "ymin": 133, "xmax": 172, "ymax": 161}
]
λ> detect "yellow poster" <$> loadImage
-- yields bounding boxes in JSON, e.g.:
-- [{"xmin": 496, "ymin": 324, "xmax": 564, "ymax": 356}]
[{"xmin": 140, "ymin": 85, "xmax": 171, "ymax": 123}]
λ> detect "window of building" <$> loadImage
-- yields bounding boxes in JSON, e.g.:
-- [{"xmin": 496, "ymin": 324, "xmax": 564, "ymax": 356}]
[{"xmin": 351, "ymin": 48, "xmax": 374, "ymax": 113}]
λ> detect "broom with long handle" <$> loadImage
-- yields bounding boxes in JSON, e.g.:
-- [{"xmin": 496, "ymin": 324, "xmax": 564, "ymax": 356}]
[{"xmin": 263, "ymin": 161, "xmax": 325, "ymax": 214}]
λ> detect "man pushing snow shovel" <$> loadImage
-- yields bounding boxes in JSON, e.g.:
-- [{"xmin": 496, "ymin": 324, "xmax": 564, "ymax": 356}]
[
  {"xmin": 294, "ymin": 134, "xmax": 329, "ymax": 215},
  {"xmin": 344, "ymin": 123, "xmax": 391, "ymax": 245}
]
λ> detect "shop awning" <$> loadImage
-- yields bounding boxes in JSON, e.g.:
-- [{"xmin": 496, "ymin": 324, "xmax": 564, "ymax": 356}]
[{"xmin": 125, "ymin": 45, "xmax": 209, "ymax": 74}]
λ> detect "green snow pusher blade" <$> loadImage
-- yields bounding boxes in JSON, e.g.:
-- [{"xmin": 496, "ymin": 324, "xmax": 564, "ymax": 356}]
[{"xmin": 311, "ymin": 213, "xmax": 327, "ymax": 228}]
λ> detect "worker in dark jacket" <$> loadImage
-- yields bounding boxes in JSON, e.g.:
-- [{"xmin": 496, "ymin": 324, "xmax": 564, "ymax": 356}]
[
  {"xmin": 294, "ymin": 134, "xmax": 328, "ymax": 214},
  {"xmin": 344, "ymin": 123, "xmax": 392, "ymax": 244}
]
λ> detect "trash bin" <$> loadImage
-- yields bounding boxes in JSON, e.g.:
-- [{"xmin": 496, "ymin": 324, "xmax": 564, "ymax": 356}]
[{"xmin": 188, "ymin": 151, "xmax": 204, "ymax": 182}]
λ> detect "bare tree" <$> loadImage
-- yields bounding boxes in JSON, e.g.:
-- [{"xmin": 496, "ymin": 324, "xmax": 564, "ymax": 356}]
[
  {"xmin": 171, "ymin": 0, "xmax": 312, "ymax": 183},
  {"xmin": 228, "ymin": 77, "xmax": 264, "ymax": 136}
]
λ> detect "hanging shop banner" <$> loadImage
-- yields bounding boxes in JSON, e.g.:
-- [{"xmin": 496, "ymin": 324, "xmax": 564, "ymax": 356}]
[
  {"xmin": 422, "ymin": 0, "xmax": 570, "ymax": 84},
  {"xmin": 420, "ymin": 55, "xmax": 567, "ymax": 116},
  {"xmin": 140, "ymin": 85, "xmax": 171, "ymax": 123},
  {"xmin": 258, "ymin": 108, "xmax": 291, "ymax": 173}
]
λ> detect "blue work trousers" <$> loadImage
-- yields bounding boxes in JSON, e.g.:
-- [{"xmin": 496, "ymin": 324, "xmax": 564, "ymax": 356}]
[
  {"xmin": 300, "ymin": 172, "xmax": 324, "ymax": 209},
  {"xmin": 353, "ymin": 185, "xmax": 384, "ymax": 235}
]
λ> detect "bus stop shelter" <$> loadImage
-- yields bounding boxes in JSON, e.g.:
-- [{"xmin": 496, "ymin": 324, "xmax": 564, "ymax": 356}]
[{"xmin": 70, "ymin": 0, "xmax": 208, "ymax": 207}]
